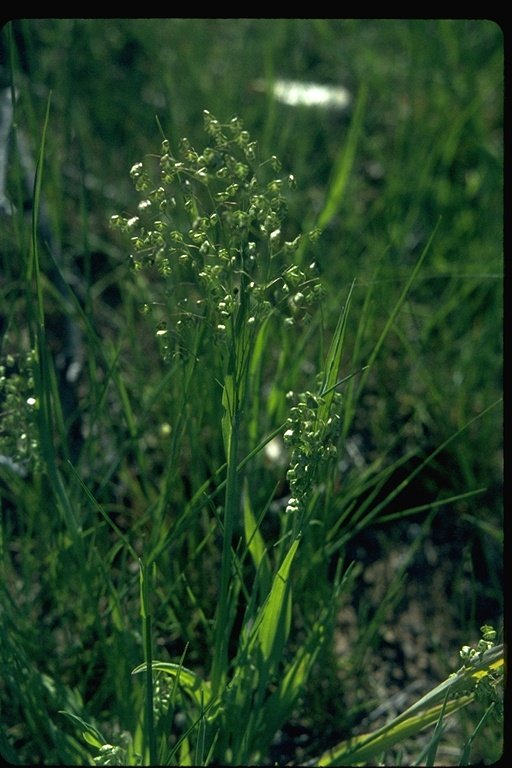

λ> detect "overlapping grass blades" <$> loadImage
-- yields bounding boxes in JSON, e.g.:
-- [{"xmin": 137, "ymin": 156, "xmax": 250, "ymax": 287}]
[{"xmin": 316, "ymin": 643, "xmax": 504, "ymax": 766}]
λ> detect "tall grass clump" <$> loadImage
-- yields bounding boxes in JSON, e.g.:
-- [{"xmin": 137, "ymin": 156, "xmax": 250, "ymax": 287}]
[
  {"xmin": 106, "ymin": 110, "xmax": 353, "ymax": 764},
  {"xmin": 64, "ymin": 112, "xmax": 499, "ymax": 765}
]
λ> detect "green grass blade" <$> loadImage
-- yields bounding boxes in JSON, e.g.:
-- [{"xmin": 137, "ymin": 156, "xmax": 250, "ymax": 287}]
[
  {"xmin": 319, "ymin": 696, "xmax": 472, "ymax": 766},
  {"xmin": 58, "ymin": 711, "xmax": 106, "ymax": 751},
  {"xmin": 211, "ymin": 407, "xmax": 240, "ymax": 695},
  {"xmin": 26, "ymin": 92, "xmax": 82, "ymax": 551},
  {"xmin": 242, "ymin": 479, "xmax": 272, "ymax": 595},
  {"xmin": 350, "ymin": 398, "xmax": 502, "ymax": 534},
  {"xmin": 355, "ymin": 220, "xmax": 440, "ymax": 404},
  {"xmin": 138, "ymin": 558, "xmax": 157, "ymax": 766},
  {"xmin": 251, "ymin": 536, "xmax": 300, "ymax": 669},
  {"xmin": 458, "ymin": 701, "xmax": 498, "ymax": 765},
  {"xmin": 316, "ymin": 83, "xmax": 368, "ymax": 231},
  {"xmin": 67, "ymin": 461, "xmax": 139, "ymax": 561},
  {"xmin": 320, "ymin": 280, "xmax": 355, "ymax": 411}
]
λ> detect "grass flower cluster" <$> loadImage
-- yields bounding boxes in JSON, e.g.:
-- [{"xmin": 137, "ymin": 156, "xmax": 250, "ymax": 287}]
[
  {"xmin": 0, "ymin": 349, "xmax": 39, "ymax": 472},
  {"xmin": 110, "ymin": 111, "xmax": 323, "ymax": 367},
  {"xmin": 284, "ymin": 385, "xmax": 343, "ymax": 518}
]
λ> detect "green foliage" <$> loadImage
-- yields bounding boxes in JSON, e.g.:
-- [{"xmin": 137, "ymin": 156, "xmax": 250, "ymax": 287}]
[
  {"xmin": 105, "ymin": 118, "xmax": 356, "ymax": 763},
  {"xmin": 316, "ymin": 626, "xmax": 504, "ymax": 766},
  {"xmin": 1, "ymin": 19, "xmax": 502, "ymax": 767}
]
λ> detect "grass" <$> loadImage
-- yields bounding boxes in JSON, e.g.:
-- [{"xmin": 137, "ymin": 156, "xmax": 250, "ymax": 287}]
[{"xmin": 0, "ymin": 18, "xmax": 503, "ymax": 766}]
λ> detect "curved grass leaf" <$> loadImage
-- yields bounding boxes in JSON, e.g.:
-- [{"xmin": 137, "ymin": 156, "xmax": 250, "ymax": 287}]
[
  {"xmin": 58, "ymin": 710, "xmax": 106, "ymax": 750},
  {"xmin": 131, "ymin": 660, "xmax": 212, "ymax": 709}
]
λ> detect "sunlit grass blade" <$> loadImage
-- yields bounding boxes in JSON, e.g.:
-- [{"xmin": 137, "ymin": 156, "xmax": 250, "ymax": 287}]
[
  {"xmin": 319, "ymin": 280, "xmax": 354, "ymax": 411},
  {"xmin": 264, "ymin": 560, "xmax": 358, "ymax": 740},
  {"xmin": 316, "ymin": 644, "xmax": 503, "ymax": 766},
  {"xmin": 249, "ymin": 536, "xmax": 300, "ymax": 676}
]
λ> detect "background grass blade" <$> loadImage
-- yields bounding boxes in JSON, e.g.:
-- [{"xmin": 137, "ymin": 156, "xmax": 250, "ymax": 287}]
[{"xmin": 316, "ymin": 83, "xmax": 368, "ymax": 231}]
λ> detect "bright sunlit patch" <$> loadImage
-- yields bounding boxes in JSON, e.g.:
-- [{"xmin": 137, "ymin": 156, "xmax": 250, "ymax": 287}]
[
  {"xmin": 253, "ymin": 78, "xmax": 351, "ymax": 110},
  {"xmin": 264, "ymin": 436, "xmax": 287, "ymax": 467}
]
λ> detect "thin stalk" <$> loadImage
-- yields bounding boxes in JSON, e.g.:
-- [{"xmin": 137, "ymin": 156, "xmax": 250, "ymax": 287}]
[
  {"xmin": 139, "ymin": 558, "xmax": 157, "ymax": 766},
  {"xmin": 211, "ymin": 406, "xmax": 240, "ymax": 696},
  {"xmin": 28, "ymin": 92, "xmax": 82, "ymax": 553},
  {"xmin": 344, "ymin": 220, "xmax": 440, "ymax": 444},
  {"xmin": 211, "ymin": 280, "xmax": 254, "ymax": 696}
]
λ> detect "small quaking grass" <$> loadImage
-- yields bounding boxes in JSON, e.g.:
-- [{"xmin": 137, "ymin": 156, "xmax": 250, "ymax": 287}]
[
  {"xmin": 106, "ymin": 110, "xmax": 352, "ymax": 765},
  {"xmin": 2, "ymin": 104, "xmax": 502, "ymax": 765},
  {"xmin": 75, "ymin": 112, "xmax": 502, "ymax": 764}
]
